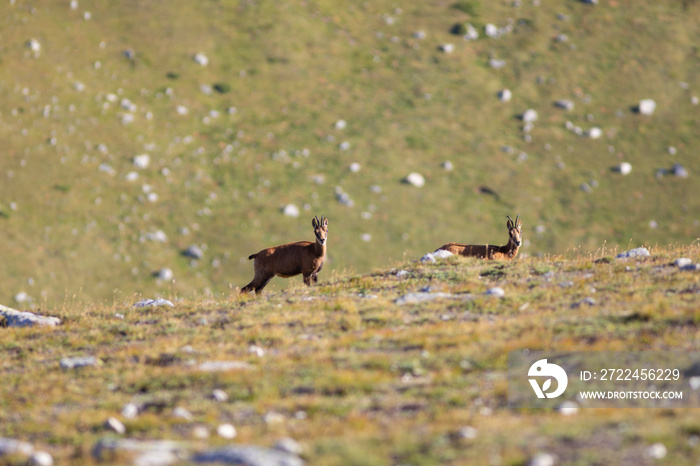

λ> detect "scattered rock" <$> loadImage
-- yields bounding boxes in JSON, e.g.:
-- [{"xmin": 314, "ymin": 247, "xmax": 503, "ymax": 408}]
[
  {"xmin": 104, "ymin": 417, "xmax": 126, "ymax": 435},
  {"xmin": 457, "ymin": 426, "xmax": 478, "ymax": 439},
  {"xmin": 248, "ymin": 345, "xmax": 265, "ymax": 357},
  {"xmin": 404, "ymin": 172, "xmax": 425, "ymax": 187},
  {"xmin": 675, "ymin": 258, "xmax": 693, "ymax": 268},
  {"xmin": 616, "ymin": 162, "xmax": 632, "ymax": 175},
  {"xmin": 197, "ymin": 361, "xmax": 252, "ymax": 372},
  {"xmin": 211, "ymin": 389, "xmax": 229, "ymax": 402},
  {"xmin": 522, "ymin": 109, "xmax": 538, "ymax": 123},
  {"xmin": 395, "ymin": 292, "xmax": 470, "ymax": 305},
  {"xmin": 133, "ymin": 298, "xmax": 175, "ymax": 308},
  {"xmin": 586, "ymin": 127, "xmax": 602, "ymax": 139},
  {"xmin": 154, "ymin": 268, "xmax": 175, "ymax": 281},
  {"xmin": 334, "ymin": 119, "xmax": 347, "ymax": 130},
  {"xmin": 485, "ymin": 287, "xmax": 505, "ymax": 298},
  {"xmin": 498, "ymin": 89, "xmax": 512, "ymax": 102},
  {"xmin": 484, "ymin": 23, "xmax": 499, "ymax": 38},
  {"xmin": 274, "ymin": 438, "xmax": 303, "ymax": 455},
  {"xmin": 182, "ymin": 245, "xmax": 204, "ymax": 260},
  {"xmin": 616, "ymin": 247, "xmax": 650, "ymax": 259},
  {"xmin": 60, "ymin": 355, "xmax": 99, "ymax": 369},
  {"xmin": 646, "ymin": 442, "xmax": 667, "ymax": 459},
  {"xmin": 489, "ymin": 58, "xmax": 506, "ymax": 69},
  {"xmin": 395, "ymin": 270, "xmax": 410, "ymax": 278},
  {"xmin": 571, "ymin": 297, "xmax": 596, "ymax": 309},
  {"xmin": 671, "ymin": 163, "xmax": 689, "ymax": 178},
  {"xmin": 192, "ymin": 445, "xmax": 303, "ymax": 466},
  {"xmin": 0, "ymin": 437, "xmax": 34, "ymax": 457},
  {"xmin": 0, "ymin": 304, "xmax": 61, "ymax": 327},
  {"xmin": 334, "ymin": 187, "xmax": 354, "ymax": 207},
  {"xmin": 420, "ymin": 249, "xmax": 453, "ymax": 263},
  {"xmin": 554, "ymin": 99, "xmax": 574, "ymax": 110},
  {"xmin": 193, "ymin": 53, "xmax": 209, "ymax": 66},
  {"xmin": 121, "ymin": 403, "xmax": 140, "ymax": 419},
  {"xmin": 439, "ymin": 43, "xmax": 455, "ymax": 53},
  {"xmin": 557, "ymin": 401, "xmax": 579, "ymax": 415},
  {"xmin": 282, "ymin": 204, "xmax": 300, "ymax": 218},
  {"xmin": 216, "ymin": 424, "xmax": 237, "ymax": 439},
  {"xmin": 173, "ymin": 407, "xmax": 193, "ymax": 421},
  {"xmin": 529, "ymin": 452, "xmax": 556, "ymax": 466},
  {"xmin": 29, "ymin": 451, "xmax": 53, "ymax": 466},
  {"xmin": 92, "ymin": 438, "xmax": 187, "ymax": 464},
  {"xmin": 442, "ymin": 160, "xmax": 453, "ymax": 170},
  {"xmin": 133, "ymin": 154, "xmax": 150, "ymax": 169},
  {"xmin": 637, "ymin": 98, "xmax": 656, "ymax": 115}
]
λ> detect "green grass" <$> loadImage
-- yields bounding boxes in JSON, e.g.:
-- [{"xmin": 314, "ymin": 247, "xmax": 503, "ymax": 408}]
[
  {"xmin": 0, "ymin": 1, "xmax": 698, "ymax": 304},
  {"xmin": 1, "ymin": 243, "xmax": 700, "ymax": 463}
]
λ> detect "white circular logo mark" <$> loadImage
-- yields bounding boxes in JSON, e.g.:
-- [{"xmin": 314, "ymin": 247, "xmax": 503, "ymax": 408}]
[{"xmin": 528, "ymin": 358, "xmax": 568, "ymax": 399}]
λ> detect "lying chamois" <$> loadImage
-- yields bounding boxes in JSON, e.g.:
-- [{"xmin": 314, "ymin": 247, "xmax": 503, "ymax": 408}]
[
  {"xmin": 241, "ymin": 215, "xmax": 329, "ymax": 295},
  {"xmin": 436, "ymin": 215, "xmax": 523, "ymax": 260}
]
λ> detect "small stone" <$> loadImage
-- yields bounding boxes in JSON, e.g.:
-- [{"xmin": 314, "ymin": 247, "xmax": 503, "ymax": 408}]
[
  {"xmin": 193, "ymin": 53, "xmax": 209, "ymax": 66},
  {"xmin": 617, "ymin": 162, "xmax": 632, "ymax": 175},
  {"xmin": 404, "ymin": 172, "xmax": 425, "ymax": 187},
  {"xmin": 197, "ymin": 361, "xmax": 251, "ymax": 372},
  {"xmin": 555, "ymin": 99, "xmax": 574, "ymax": 111},
  {"xmin": 173, "ymin": 407, "xmax": 193, "ymax": 420},
  {"xmin": 121, "ymin": 402, "xmax": 140, "ymax": 419},
  {"xmin": 26, "ymin": 38, "xmax": 41, "ymax": 53},
  {"xmin": 217, "ymin": 423, "xmax": 237, "ymax": 439},
  {"xmin": 248, "ymin": 345, "xmax": 265, "ymax": 357},
  {"xmin": 349, "ymin": 162, "xmax": 361, "ymax": 173},
  {"xmin": 133, "ymin": 154, "xmax": 150, "ymax": 169},
  {"xmin": 458, "ymin": 426, "xmax": 478, "ymax": 439},
  {"xmin": 274, "ymin": 437, "xmax": 303, "ymax": 455},
  {"xmin": 264, "ymin": 411, "xmax": 285, "ymax": 424},
  {"xmin": 432, "ymin": 249, "xmax": 454, "ymax": 259},
  {"xmin": 60, "ymin": 355, "xmax": 99, "ymax": 369},
  {"xmin": 105, "ymin": 417, "xmax": 126, "ymax": 434},
  {"xmin": 484, "ymin": 23, "xmax": 499, "ymax": 38},
  {"xmin": 522, "ymin": 109, "xmax": 538, "ymax": 123},
  {"xmin": 675, "ymin": 258, "xmax": 693, "ymax": 268},
  {"xmin": 14, "ymin": 291, "xmax": 30, "ymax": 303},
  {"xmin": 29, "ymin": 451, "xmax": 53, "ymax": 466},
  {"xmin": 212, "ymin": 389, "xmax": 229, "ymax": 402},
  {"xmin": 154, "ymin": 268, "xmax": 174, "ymax": 281},
  {"xmin": 586, "ymin": 127, "xmax": 602, "ymax": 139},
  {"xmin": 442, "ymin": 160, "xmax": 454, "ymax": 170},
  {"xmin": 334, "ymin": 119, "xmax": 347, "ymax": 130},
  {"xmin": 558, "ymin": 401, "xmax": 579, "ymax": 415},
  {"xmin": 498, "ymin": 89, "xmax": 512, "ymax": 102},
  {"xmin": 529, "ymin": 452, "xmax": 556, "ymax": 466},
  {"xmin": 282, "ymin": 203, "xmax": 300, "ymax": 218},
  {"xmin": 690, "ymin": 376, "xmax": 700, "ymax": 390},
  {"xmin": 183, "ymin": 244, "xmax": 204, "ymax": 260},
  {"xmin": 395, "ymin": 270, "xmax": 409, "ymax": 278},
  {"xmin": 485, "ymin": 287, "xmax": 505, "ymax": 298},
  {"xmin": 638, "ymin": 99, "xmax": 656, "ymax": 115},
  {"xmin": 439, "ymin": 43, "xmax": 455, "ymax": 53},
  {"xmin": 489, "ymin": 59, "xmax": 506, "ymax": 69},
  {"xmin": 616, "ymin": 247, "xmax": 650, "ymax": 259},
  {"xmin": 132, "ymin": 298, "xmax": 175, "ymax": 308},
  {"xmin": 193, "ymin": 426, "xmax": 209, "ymax": 439},
  {"xmin": 672, "ymin": 163, "xmax": 688, "ymax": 178},
  {"xmin": 646, "ymin": 443, "xmax": 667, "ymax": 459}
]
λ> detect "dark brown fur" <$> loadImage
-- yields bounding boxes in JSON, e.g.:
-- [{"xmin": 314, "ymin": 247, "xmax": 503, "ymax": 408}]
[
  {"xmin": 241, "ymin": 216, "xmax": 328, "ymax": 295},
  {"xmin": 437, "ymin": 215, "xmax": 523, "ymax": 260}
]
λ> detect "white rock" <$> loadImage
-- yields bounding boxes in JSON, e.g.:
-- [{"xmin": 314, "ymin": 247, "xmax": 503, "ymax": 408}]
[
  {"xmin": 133, "ymin": 154, "xmax": 150, "ymax": 169},
  {"xmin": 616, "ymin": 247, "xmax": 650, "ymax": 259},
  {"xmin": 197, "ymin": 361, "xmax": 252, "ymax": 372},
  {"xmin": 154, "ymin": 268, "xmax": 174, "ymax": 281},
  {"xmin": 395, "ymin": 292, "xmax": 469, "ymax": 305},
  {"xmin": 442, "ymin": 160, "xmax": 454, "ymax": 170},
  {"xmin": 586, "ymin": 127, "xmax": 602, "ymax": 139},
  {"xmin": 14, "ymin": 291, "xmax": 30, "ymax": 303},
  {"xmin": 557, "ymin": 401, "xmax": 579, "ymax": 415},
  {"xmin": 433, "ymin": 249, "xmax": 454, "ymax": 259},
  {"xmin": 121, "ymin": 403, "xmax": 140, "ymax": 419},
  {"xmin": 334, "ymin": 119, "xmax": 347, "ymax": 130},
  {"xmin": 638, "ymin": 99, "xmax": 656, "ymax": 115},
  {"xmin": 675, "ymin": 258, "xmax": 693, "ymax": 268},
  {"xmin": 439, "ymin": 43, "xmax": 455, "ymax": 53},
  {"xmin": 60, "ymin": 356, "xmax": 99, "ymax": 369},
  {"xmin": 529, "ymin": 452, "xmax": 556, "ymax": 466},
  {"xmin": 498, "ymin": 89, "xmax": 512, "ymax": 102},
  {"xmin": 216, "ymin": 423, "xmax": 237, "ymax": 439},
  {"xmin": 191, "ymin": 446, "xmax": 303, "ymax": 466},
  {"xmin": 264, "ymin": 411, "xmax": 285, "ymax": 424},
  {"xmin": 274, "ymin": 438, "xmax": 303, "ymax": 455},
  {"xmin": 361, "ymin": 233, "xmax": 372, "ymax": 242},
  {"xmin": 349, "ymin": 162, "xmax": 361, "ymax": 173},
  {"xmin": 522, "ymin": 109, "xmax": 538, "ymax": 123},
  {"xmin": 690, "ymin": 376, "xmax": 700, "ymax": 390},
  {"xmin": 26, "ymin": 39, "xmax": 41, "ymax": 53},
  {"xmin": 405, "ymin": 172, "xmax": 425, "ymax": 187},
  {"xmin": 485, "ymin": 287, "xmax": 505, "ymax": 298},
  {"xmin": 554, "ymin": 99, "xmax": 574, "ymax": 111},
  {"xmin": 29, "ymin": 451, "xmax": 53, "ymax": 466},
  {"xmin": 672, "ymin": 163, "xmax": 689, "ymax": 178},
  {"xmin": 248, "ymin": 345, "xmax": 265, "ymax": 357},
  {"xmin": 395, "ymin": 270, "xmax": 409, "ymax": 278},
  {"xmin": 484, "ymin": 23, "xmax": 499, "ymax": 38},
  {"xmin": 132, "ymin": 298, "xmax": 175, "ymax": 308},
  {"xmin": 458, "ymin": 426, "xmax": 478, "ymax": 439},
  {"xmin": 193, "ymin": 53, "xmax": 209, "ymax": 66},
  {"xmin": 489, "ymin": 59, "xmax": 506, "ymax": 69},
  {"xmin": 183, "ymin": 244, "xmax": 204, "ymax": 259},
  {"xmin": 463, "ymin": 23, "xmax": 479, "ymax": 41},
  {"xmin": 338, "ymin": 141, "xmax": 351, "ymax": 150},
  {"xmin": 420, "ymin": 253, "xmax": 437, "ymax": 263},
  {"xmin": 173, "ymin": 407, "xmax": 193, "ymax": 420},
  {"xmin": 282, "ymin": 203, "xmax": 300, "ymax": 218},
  {"xmin": 212, "ymin": 389, "xmax": 229, "ymax": 402},
  {"xmin": 0, "ymin": 438, "xmax": 34, "ymax": 456},
  {"xmin": 105, "ymin": 417, "xmax": 126, "ymax": 434},
  {"xmin": 646, "ymin": 443, "xmax": 667, "ymax": 459},
  {"xmin": 618, "ymin": 162, "xmax": 632, "ymax": 175},
  {"xmin": 0, "ymin": 304, "xmax": 61, "ymax": 327}
]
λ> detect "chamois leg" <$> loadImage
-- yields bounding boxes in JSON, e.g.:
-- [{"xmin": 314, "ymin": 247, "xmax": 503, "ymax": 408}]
[
  {"xmin": 311, "ymin": 274, "xmax": 318, "ymax": 284},
  {"xmin": 241, "ymin": 273, "xmax": 273, "ymax": 295},
  {"xmin": 254, "ymin": 276, "xmax": 273, "ymax": 294},
  {"xmin": 303, "ymin": 274, "xmax": 311, "ymax": 286}
]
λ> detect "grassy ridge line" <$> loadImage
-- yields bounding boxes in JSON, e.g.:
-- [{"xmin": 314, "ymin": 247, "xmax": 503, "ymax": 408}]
[
  {"xmin": 1, "ymin": 243, "xmax": 699, "ymax": 463},
  {"xmin": 0, "ymin": 1, "xmax": 699, "ymax": 305}
]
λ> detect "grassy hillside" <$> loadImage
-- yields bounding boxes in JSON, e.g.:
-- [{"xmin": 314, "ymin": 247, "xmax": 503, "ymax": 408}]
[
  {"xmin": 1, "ymin": 244, "xmax": 700, "ymax": 464},
  {"xmin": 1, "ymin": 2, "xmax": 699, "ymax": 301}
]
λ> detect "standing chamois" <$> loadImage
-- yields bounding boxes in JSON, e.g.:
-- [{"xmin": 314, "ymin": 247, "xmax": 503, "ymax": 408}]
[
  {"xmin": 436, "ymin": 215, "xmax": 523, "ymax": 260},
  {"xmin": 240, "ymin": 215, "xmax": 329, "ymax": 295}
]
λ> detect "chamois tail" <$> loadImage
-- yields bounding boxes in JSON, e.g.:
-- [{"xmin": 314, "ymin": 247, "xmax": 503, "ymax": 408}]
[{"xmin": 248, "ymin": 253, "xmax": 258, "ymax": 260}]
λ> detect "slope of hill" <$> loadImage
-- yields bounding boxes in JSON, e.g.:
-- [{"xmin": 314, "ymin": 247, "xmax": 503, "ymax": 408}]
[
  {"xmin": 1, "ymin": 245, "xmax": 699, "ymax": 464},
  {"xmin": 0, "ymin": 0, "xmax": 698, "ymax": 304}
]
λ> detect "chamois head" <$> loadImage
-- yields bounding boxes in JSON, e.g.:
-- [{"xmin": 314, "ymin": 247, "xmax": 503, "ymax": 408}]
[
  {"xmin": 506, "ymin": 215, "xmax": 522, "ymax": 247},
  {"xmin": 312, "ymin": 215, "xmax": 328, "ymax": 245}
]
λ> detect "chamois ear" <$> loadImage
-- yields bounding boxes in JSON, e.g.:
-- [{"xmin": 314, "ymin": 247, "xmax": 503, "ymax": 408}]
[{"xmin": 322, "ymin": 215, "xmax": 328, "ymax": 227}]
